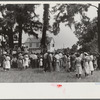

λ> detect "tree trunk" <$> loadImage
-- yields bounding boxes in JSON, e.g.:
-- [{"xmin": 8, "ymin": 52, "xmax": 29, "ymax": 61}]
[
  {"xmin": 18, "ymin": 24, "xmax": 22, "ymax": 47},
  {"xmin": 8, "ymin": 29, "xmax": 14, "ymax": 49},
  {"xmin": 97, "ymin": 4, "xmax": 100, "ymax": 69},
  {"xmin": 41, "ymin": 4, "xmax": 49, "ymax": 53}
]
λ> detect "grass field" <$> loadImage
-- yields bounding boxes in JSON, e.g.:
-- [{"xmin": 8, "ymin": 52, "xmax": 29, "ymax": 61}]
[{"xmin": 0, "ymin": 68, "xmax": 99, "ymax": 82}]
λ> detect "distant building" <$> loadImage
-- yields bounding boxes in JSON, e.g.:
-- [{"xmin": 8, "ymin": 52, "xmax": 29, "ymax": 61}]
[
  {"xmin": 24, "ymin": 36, "xmax": 55, "ymax": 53},
  {"xmin": 46, "ymin": 37, "xmax": 55, "ymax": 52},
  {"xmin": 24, "ymin": 37, "xmax": 41, "ymax": 53}
]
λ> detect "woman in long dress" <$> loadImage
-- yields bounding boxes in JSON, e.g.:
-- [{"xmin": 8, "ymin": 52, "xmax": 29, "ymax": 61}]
[
  {"xmin": 75, "ymin": 53, "xmax": 82, "ymax": 79},
  {"xmin": 3, "ymin": 54, "xmax": 11, "ymax": 71},
  {"xmin": 62, "ymin": 54, "xmax": 70, "ymax": 72},
  {"xmin": 83, "ymin": 52, "xmax": 90, "ymax": 76},
  {"xmin": 23, "ymin": 54, "xmax": 30, "ymax": 69},
  {"xmin": 17, "ymin": 53, "xmax": 23, "ymax": 70},
  {"xmin": 67, "ymin": 55, "xmax": 71, "ymax": 71},
  {"xmin": 89, "ymin": 54, "xmax": 94, "ymax": 75},
  {"xmin": 55, "ymin": 53, "xmax": 60, "ymax": 72}
]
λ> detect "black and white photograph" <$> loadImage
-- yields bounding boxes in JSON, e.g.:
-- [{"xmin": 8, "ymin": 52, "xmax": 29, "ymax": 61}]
[
  {"xmin": 0, "ymin": 0, "xmax": 100, "ymax": 99},
  {"xmin": 0, "ymin": 1, "xmax": 99, "ymax": 83}
]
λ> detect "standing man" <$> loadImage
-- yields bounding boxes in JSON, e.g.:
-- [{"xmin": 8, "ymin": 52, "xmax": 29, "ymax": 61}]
[
  {"xmin": 59, "ymin": 52, "xmax": 63, "ymax": 68},
  {"xmin": 47, "ymin": 52, "xmax": 53, "ymax": 72},
  {"xmin": 43, "ymin": 52, "xmax": 48, "ymax": 72},
  {"xmin": 30, "ymin": 52, "xmax": 35, "ymax": 68}
]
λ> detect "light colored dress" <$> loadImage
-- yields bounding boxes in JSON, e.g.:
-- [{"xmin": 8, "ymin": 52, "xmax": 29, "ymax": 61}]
[
  {"xmin": 4, "ymin": 56, "xmax": 11, "ymax": 69},
  {"xmin": 89, "ymin": 55, "xmax": 94, "ymax": 71},
  {"xmin": 55, "ymin": 54, "xmax": 60, "ymax": 72},
  {"xmin": 75, "ymin": 57, "xmax": 82, "ymax": 75},
  {"xmin": 39, "ymin": 58, "xmax": 43, "ymax": 67},
  {"xmin": 83, "ymin": 56, "xmax": 90, "ymax": 74},
  {"xmin": 23, "ymin": 55, "xmax": 30, "ymax": 68},
  {"xmin": 67, "ymin": 56, "xmax": 71, "ymax": 69}
]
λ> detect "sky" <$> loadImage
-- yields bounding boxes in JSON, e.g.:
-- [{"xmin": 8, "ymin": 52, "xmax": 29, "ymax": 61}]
[{"xmin": 22, "ymin": 3, "xmax": 98, "ymax": 49}]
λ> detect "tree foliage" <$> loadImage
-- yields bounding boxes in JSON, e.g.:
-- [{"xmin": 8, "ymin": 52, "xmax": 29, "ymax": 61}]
[
  {"xmin": 51, "ymin": 4, "xmax": 90, "ymax": 35},
  {"xmin": 0, "ymin": 4, "xmax": 42, "ymax": 48},
  {"xmin": 75, "ymin": 17, "xmax": 98, "ymax": 55}
]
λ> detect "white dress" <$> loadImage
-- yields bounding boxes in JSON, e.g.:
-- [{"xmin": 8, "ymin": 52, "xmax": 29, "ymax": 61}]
[
  {"xmin": 75, "ymin": 57, "xmax": 82, "ymax": 75},
  {"xmin": 83, "ymin": 56, "xmax": 90, "ymax": 74},
  {"xmin": 5, "ymin": 56, "xmax": 11, "ymax": 69},
  {"xmin": 55, "ymin": 54, "xmax": 60, "ymax": 72},
  {"xmin": 23, "ymin": 55, "xmax": 29, "ymax": 68},
  {"xmin": 89, "ymin": 55, "xmax": 94, "ymax": 71},
  {"xmin": 39, "ymin": 58, "xmax": 43, "ymax": 66}
]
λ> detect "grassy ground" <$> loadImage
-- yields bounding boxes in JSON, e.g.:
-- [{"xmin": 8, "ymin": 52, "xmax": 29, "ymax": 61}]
[{"xmin": 0, "ymin": 68, "xmax": 99, "ymax": 82}]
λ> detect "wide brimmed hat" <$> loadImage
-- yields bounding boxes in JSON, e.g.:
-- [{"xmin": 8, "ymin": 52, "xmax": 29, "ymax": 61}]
[
  {"xmin": 84, "ymin": 52, "xmax": 88, "ymax": 56},
  {"xmin": 3, "ymin": 51, "xmax": 7, "ymax": 55}
]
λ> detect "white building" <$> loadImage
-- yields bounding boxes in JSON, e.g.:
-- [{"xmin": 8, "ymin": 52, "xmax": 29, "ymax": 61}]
[
  {"xmin": 46, "ymin": 37, "xmax": 55, "ymax": 52},
  {"xmin": 24, "ymin": 36, "xmax": 55, "ymax": 53},
  {"xmin": 24, "ymin": 36, "xmax": 41, "ymax": 53}
]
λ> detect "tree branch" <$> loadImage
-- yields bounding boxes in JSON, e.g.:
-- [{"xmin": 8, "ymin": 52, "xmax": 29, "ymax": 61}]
[{"xmin": 88, "ymin": 4, "xmax": 98, "ymax": 10}]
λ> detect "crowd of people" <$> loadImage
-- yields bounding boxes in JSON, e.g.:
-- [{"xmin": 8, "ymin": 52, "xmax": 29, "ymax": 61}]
[{"xmin": 0, "ymin": 48, "xmax": 98, "ymax": 79}]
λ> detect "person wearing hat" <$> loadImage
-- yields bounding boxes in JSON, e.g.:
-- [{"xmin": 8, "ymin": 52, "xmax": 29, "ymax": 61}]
[
  {"xmin": 46, "ymin": 52, "xmax": 53, "ymax": 72},
  {"xmin": 11, "ymin": 54, "xmax": 18, "ymax": 68},
  {"xmin": 75, "ymin": 53, "xmax": 82, "ymax": 79},
  {"xmin": 23, "ymin": 53, "xmax": 30, "ymax": 69},
  {"xmin": 83, "ymin": 52, "xmax": 90, "ymax": 76},
  {"xmin": 43, "ymin": 52, "xmax": 48, "ymax": 72},
  {"xmin": 30, "ymin": 52, "xmax": 37, "ymax": 68},
  {"xmin": 88, "ymin": 53, "xmax": 94, "ymax": 75},
  {"xmin": 17, "ymin": 53, "xmax": 23, "ymax": 70},
  {"xmin": 54, "ymin": 52, "xmax": 60, "ymax": 72},
  {"xmin": 39, "ymin": 54, "xmax": 43, "ymax": 68}
]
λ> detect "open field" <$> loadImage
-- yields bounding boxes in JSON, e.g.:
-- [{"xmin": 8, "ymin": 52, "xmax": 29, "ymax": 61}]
[{"xmin": 0, "ymin": 68, "xmax": 99, "ymax": 82}]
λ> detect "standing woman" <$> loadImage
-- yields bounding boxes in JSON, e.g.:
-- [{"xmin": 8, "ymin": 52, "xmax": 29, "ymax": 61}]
[
  {"xmin": 83, "ymin": 52, "xmax": 90, "ymax": 76},
  {"xmin": 4, "ymin": 53, "xmax": 11, "ymax": 71},
  {"xmin": 67, "ymin": 54, "xmax": 71, "ymax": 72},
  {"xmin": 3, "ymin": 52, "xmax": 7, "ymax": 71},
  {"xmin": 23, "ymin": 53, "xmax": 30, "ymax": 69},
  {"xmin": 39, "ymin": 54, "xmax": 43, "ymax": 68},
  {"xmin": 75, "ymin": 53, "xmax": 82, "ymax": 79},
  {"xmin": 62, "ymin": 54, "xmax": 68, "ymax": 72},
  {"xmin": 55, "ymin": 52, "xmax": 60, "ymax": 72},
  {"xmin": 88, "ymin": 54, "xmax": 94, "ymax": 75},
  {"xmin": 17, "ymin": 53, "xmax": 23, "ymax": 70}
]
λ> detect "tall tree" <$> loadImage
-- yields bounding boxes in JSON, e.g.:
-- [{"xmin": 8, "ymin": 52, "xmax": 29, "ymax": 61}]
[
  {"xmin": 51, "ymin": 4, "xmax": 100, "ymax": 68},
  {"xmin": 41, "ymin": 4, "xmax": 50, "ymax": 53},
  {"xmin": 0, "ymin": 4, "xmax": 42, "ymax": 48},
  {"xmin": 98, "ymin": 4, "xmax": 100, "ymax": 54},
  {"xmin": 74, "ymin": 17, "xmax": 98, "ymax": 54},
  {"xmin": 0, "ymin": 5, "xmax": 15, "ymax": 49}
]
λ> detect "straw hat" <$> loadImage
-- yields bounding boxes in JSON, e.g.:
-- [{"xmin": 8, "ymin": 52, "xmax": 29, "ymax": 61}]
[
  {"xmin": 3, "ymin": 51, "xmax": 7, "ymax": 55},
  {"xmin": 84, "ymin": 52, "xmax": 88, "ymax": 56}
]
